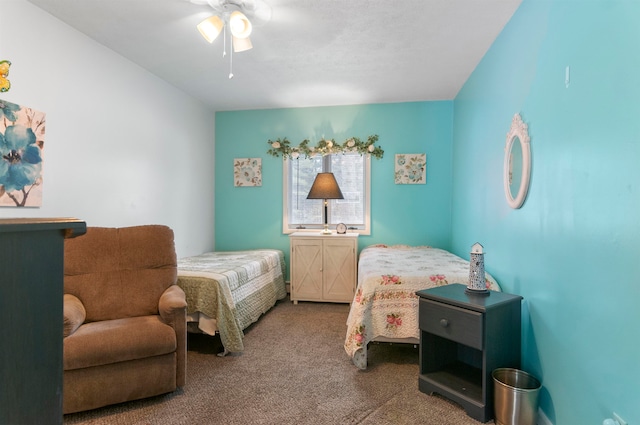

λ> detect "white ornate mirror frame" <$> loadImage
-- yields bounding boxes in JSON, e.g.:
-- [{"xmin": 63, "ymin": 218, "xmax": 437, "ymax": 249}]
[{"xmin": 503, "ymin": 113, "xmax": 531, "ymax": 209}]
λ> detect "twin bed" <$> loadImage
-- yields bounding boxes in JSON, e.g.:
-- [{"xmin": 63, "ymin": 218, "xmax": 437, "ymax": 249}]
[
  {"xmin": 175, "ymin": 243, "xmax": 500, "ymax": 370},
  {"xmin": 344, "ymin": 244, "xmax": 501, "ymax": 369},
  {"xmin": 177, "ymin": 249, "xmax": 287, "ymax": 355}
]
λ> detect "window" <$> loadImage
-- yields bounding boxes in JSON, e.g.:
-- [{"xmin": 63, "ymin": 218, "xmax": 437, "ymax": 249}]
[{"xmin": 283, "ymin": 153, "xmax": 371, "ymax": 234}]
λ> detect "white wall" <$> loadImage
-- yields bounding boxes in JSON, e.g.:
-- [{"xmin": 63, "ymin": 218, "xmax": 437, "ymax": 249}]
[{"xmin": 1, "ymin": 0, "xmax": 215, "ymax": 257}]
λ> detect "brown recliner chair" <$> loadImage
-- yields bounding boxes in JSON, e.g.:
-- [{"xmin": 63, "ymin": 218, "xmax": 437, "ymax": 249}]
[{"xmin": 62, "ymin": 225, "xmax": 187, "ymax": 414}]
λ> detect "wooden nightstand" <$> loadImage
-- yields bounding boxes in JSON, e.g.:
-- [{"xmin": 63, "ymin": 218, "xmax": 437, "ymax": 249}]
[
  {"xmin": 289, "ymin": 232, "xmax": 358, "ymax": 304},
  {"xmin": 416, "ymin": 283, "xmax": 522, "ymax": 423}
]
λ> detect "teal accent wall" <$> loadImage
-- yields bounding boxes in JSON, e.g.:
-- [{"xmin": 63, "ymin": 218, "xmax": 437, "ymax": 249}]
[
  {"xmin": 452, "ymin": 0, "xmax": 640, "ymax": 423},
  {"xmin": 215, "ymin": 102, "xmax": 454, "ymax": 275}
]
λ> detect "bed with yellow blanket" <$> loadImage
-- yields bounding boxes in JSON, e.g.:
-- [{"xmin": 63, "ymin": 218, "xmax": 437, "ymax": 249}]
[{"xmin": 177, "ymin": 249, "xmax": 287, "ymax": 354}]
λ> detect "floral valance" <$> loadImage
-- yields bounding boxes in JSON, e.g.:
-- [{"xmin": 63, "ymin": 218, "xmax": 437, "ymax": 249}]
[{"xmin": 267, "ymin": 135, "xmax": 383, "ymax": 159}]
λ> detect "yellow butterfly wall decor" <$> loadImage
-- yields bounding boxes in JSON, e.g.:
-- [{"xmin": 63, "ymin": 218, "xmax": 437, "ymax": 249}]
[{"xmin": 0, "ymin": 60, "xmax": 11, "ymax": 92}]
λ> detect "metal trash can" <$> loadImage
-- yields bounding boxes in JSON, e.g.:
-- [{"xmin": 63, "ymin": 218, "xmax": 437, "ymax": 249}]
[{"xmin": 493, "ymin": 368, "xmax": 541, "ymax": 425}]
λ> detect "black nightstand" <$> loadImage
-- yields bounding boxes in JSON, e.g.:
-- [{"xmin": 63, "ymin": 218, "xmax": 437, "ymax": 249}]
[{"xmin": 416, "ymin": 283, "xmax": 522, "ymax": 423}]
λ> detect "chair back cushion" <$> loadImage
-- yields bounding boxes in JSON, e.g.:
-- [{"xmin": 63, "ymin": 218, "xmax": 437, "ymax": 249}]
[{"xmin": 64, "ymin": 225, "xmax": 177, "ymax": 322}]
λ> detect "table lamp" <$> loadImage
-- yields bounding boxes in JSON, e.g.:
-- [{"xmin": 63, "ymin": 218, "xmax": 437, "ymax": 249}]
[{"xmin": 307, "ymin": 172, "xmax": 344, "ymax": 234}]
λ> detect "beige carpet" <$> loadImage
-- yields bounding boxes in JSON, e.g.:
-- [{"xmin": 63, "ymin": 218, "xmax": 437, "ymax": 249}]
[{"xmin": 63, "ymin": 298, "xmax": 486, "ymax": 425}]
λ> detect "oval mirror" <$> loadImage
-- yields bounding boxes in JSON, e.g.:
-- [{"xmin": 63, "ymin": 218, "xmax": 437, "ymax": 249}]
[{"xmin": 503, "ymin": 114, "xmax": 531, "ymax": 209}]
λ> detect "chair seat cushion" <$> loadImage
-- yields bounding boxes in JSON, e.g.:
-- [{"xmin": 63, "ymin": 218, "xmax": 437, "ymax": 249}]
[{"xmin": 64, "ymin": 315, "xmax": 177, "ymax": 371}]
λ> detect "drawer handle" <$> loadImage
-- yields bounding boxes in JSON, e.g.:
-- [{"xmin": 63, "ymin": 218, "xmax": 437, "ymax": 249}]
[{"xmin": 439, "ymin": 318, "xmax": 449, "ymax": 328}]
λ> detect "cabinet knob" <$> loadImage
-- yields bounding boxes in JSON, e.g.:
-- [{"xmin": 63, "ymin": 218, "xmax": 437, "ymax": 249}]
[{"xmin": 439, "ymin": 318, "xmax": 449, "ymax": 327}]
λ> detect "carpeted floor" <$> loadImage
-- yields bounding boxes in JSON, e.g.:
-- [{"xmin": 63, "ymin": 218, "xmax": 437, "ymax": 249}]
[{"xmin": 63, "ymin": 298, "xmax": 487, "ymax": 425}]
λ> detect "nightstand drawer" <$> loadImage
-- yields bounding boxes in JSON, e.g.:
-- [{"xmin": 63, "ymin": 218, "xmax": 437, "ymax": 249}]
[{"xmin": 419, "ymin": 299, "xmax": 483, "ymax": 349}]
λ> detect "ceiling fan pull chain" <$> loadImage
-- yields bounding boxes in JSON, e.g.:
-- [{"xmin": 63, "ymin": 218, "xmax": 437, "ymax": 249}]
[
  {"xmin": 229, "ymin": 35, "xmax": 234, "ymax": 79},
  {"xmin": 224, "ymin": 23, "xmax": 233, "ymax": 79},
  {"xmin": 222, "ymin": 23, "xmax": 227, "ymax": 58}
]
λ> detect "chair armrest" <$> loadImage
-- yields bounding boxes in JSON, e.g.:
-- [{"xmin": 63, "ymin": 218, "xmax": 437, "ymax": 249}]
[
  {"xmin": 158, "ymin": 284, "xmax": 187, "ymax": 326},
  {"xmin": 63, "ymin": 294, "xmax": 86, "ymax": 338},
  {"xmin": 159, "ymin": 284, "xmax": 187, "ymax": 387}
]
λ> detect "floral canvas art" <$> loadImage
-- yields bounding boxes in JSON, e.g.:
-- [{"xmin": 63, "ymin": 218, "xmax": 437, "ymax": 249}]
[
  {"xmin": 0, "ymin": 98, "xmax": 45, "ymax": 207},
  {"xmin": 394, "ymin": 153, "xmax": 426, "ymax": 184},
  {"xmin": 0, "ymin": 60, "xmax": 11, "ymax": 92},
  {"xmin": 234, "ymin": 158, "xmax": 262, "ymax": 187}
]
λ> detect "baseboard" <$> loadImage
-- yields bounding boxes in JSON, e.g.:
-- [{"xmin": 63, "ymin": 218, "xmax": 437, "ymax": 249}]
[{"xmin": 538, "ymin": 408, "xmax": 553, "ymax": 425}]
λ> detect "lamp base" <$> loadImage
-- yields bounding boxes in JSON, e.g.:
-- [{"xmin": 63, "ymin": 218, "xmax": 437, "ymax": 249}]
[
  {"xmin": 321, "ymin": 224, "xmax": 332, "ymax": 235},
  {"xmin": 465, "ymin": 287, "xmax": 490, "ymax": 296}
]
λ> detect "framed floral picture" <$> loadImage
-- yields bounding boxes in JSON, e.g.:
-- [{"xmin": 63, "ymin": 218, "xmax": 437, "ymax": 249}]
[
  {"xmin": 0, "ymin": 60, "xmax": 11, "ymax": 93},
  {"xmin": 0, "ymin": 98, "xmax": 45, "ymax": 207},
  {"xmin": 394, "ymin": 153, "xmax": 426, "ymax": 184},
  {"xmin": 234, "ymin": 158, "xmax": 262, "ymax": 187}
]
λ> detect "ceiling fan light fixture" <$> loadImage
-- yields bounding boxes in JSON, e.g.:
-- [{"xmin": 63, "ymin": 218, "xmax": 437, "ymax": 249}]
[
  {"xmin": 232, "ymin": 36, "xmax": 253, "ymax": 52},
  {"xmin": 197, "ymin": 15, "xmax": 224, "ymax": 43},
  {"xmin": 191, "ymin": 0, "xmax": 268, "ymax": 78},
  {"xmin": 229, "ymin": 11, "xmax": 252, "ymax": 39}
]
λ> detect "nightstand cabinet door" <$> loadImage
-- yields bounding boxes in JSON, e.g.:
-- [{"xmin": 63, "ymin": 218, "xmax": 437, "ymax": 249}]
[
  {"xmin": 289, "ymin": 232, "xmax": 358, "ymax": 304},
  {"xmin": 290, "ymin": 238, "xmax": 323, "ymax": 300},
  {"xmin": 322, "ymin": 238, "xmax": 357, "ymax": 301}
]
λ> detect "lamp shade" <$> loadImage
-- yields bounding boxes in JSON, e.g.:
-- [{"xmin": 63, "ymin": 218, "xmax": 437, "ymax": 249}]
[
  {"xmin": 197, "ymin": 15, "xmax": 224, "ymax": 43},
  {"xmin": 307, "ymin": 173, "xmax": 344, "ymax": 200},
  {"xmin": 232, "ymin": 36, "xmax": 253, "ymax": 52},
  {"xmin": 229, "ymin": 11, "xmax": 252, "ymax": 39}
]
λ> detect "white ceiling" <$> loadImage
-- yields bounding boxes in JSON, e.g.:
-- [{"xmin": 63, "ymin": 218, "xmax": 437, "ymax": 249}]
[{"xmin": 26, "ymin": 0, "xmax": 521, "ymax": 111}]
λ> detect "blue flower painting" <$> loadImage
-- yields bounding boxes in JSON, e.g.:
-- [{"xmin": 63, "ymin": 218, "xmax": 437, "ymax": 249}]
[
  {"xmin": 0, "ymin": 99, "xmax": 45, "ymax": 207},
  {"xmin": 234, "ymin": 158, "xmax": 262, "ymax": 187},
  {"xmin": 394, "ymin": 153, "xmax": 426, "ymax": 184}
]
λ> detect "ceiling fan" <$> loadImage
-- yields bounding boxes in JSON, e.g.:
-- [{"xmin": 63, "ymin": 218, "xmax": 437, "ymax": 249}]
[{"xmin": 188, "ymin": 0, "xmax": 272, "ymax": 78}]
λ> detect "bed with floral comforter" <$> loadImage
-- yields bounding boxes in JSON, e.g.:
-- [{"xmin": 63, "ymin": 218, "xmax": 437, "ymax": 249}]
[
  {"xmin": 344, "ymin": 244, "xmax": 501, "ymax": 369},
  {"xmin": 177, "ymin": 249, "xmax": 287, "ymax": 354}
]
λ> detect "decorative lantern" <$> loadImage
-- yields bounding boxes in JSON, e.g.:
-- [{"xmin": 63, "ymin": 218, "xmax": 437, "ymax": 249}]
[{"xmin": 467, "ymin": 242, "xmax": 489, "ymax": 295}]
